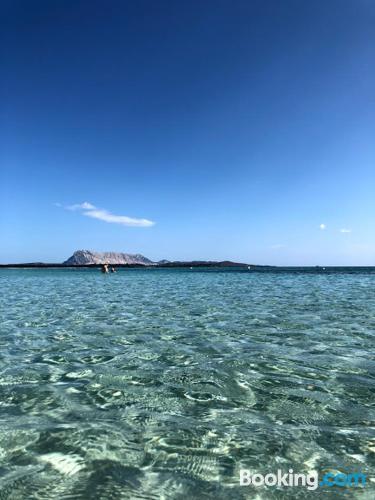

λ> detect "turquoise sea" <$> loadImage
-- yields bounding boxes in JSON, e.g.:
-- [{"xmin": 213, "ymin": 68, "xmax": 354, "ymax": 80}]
[{"xmin": 0, "ymin": 268, "xmax": 374, "ymax": 499}]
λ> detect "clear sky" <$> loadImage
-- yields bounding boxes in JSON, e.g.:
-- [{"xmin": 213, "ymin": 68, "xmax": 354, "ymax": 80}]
[{"xmin": 1, "ymin": 0, "xmax": 374, "ymax": 265}]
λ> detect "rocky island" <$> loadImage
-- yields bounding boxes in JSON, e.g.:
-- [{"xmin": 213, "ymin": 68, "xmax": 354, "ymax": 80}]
[{"xmin": 63, "ymin": 250, "xmax": 154, "ymax": 266}]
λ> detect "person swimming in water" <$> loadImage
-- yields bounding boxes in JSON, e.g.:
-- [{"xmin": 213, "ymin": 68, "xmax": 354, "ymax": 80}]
[
  {"xmin": 110, "ymin": 266, "xmax": 116, "ymax": 273},
  {"xmin": 101, "ymin": 263, "xmax": 109, "ymax": 273}
]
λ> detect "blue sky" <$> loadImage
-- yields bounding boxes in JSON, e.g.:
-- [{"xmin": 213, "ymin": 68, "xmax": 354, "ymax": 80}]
[{"xmin": 1, "ymin": 0, "xmax": 374, "ymax": 265}]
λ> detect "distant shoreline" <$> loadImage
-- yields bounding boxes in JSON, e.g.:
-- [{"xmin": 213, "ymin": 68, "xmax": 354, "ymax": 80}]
[
  {"xmin": 0, "ymin": 261, "xmax": 258, "ymax": 269},
  {"xmin": 1, "ymin": 263, "xmax": 374, "ymax": 272}
]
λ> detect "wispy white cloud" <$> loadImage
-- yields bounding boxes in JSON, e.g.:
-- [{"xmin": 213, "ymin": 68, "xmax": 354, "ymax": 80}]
[
  {"xmin": 83, "ymin": 208, "xmax": 154, "ymax": 227},
  {"xmin": 67, "ymin": 202, "xmax": 96, "ymax": 211},
  {"xmin": 340, "ymin": 228, "xmax": 352, "ymax": 233},
  {"xmin": 319, "ymin": 223, "xmax": 326, "ymax": 230},
  {"xmin": 57, "ymin": 201, "xmax": 155, "ymax": 227}
]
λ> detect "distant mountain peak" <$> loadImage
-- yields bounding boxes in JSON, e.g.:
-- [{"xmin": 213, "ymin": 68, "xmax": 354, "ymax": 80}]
[{"xmin": 63, "ymin": 250, "xmax": 154, "ymax": 265}]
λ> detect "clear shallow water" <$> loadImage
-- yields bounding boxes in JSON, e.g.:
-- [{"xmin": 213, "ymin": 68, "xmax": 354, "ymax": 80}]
[{"xmin": 0, "ymin": 268, "xmax": 374, "ymax": 499}]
